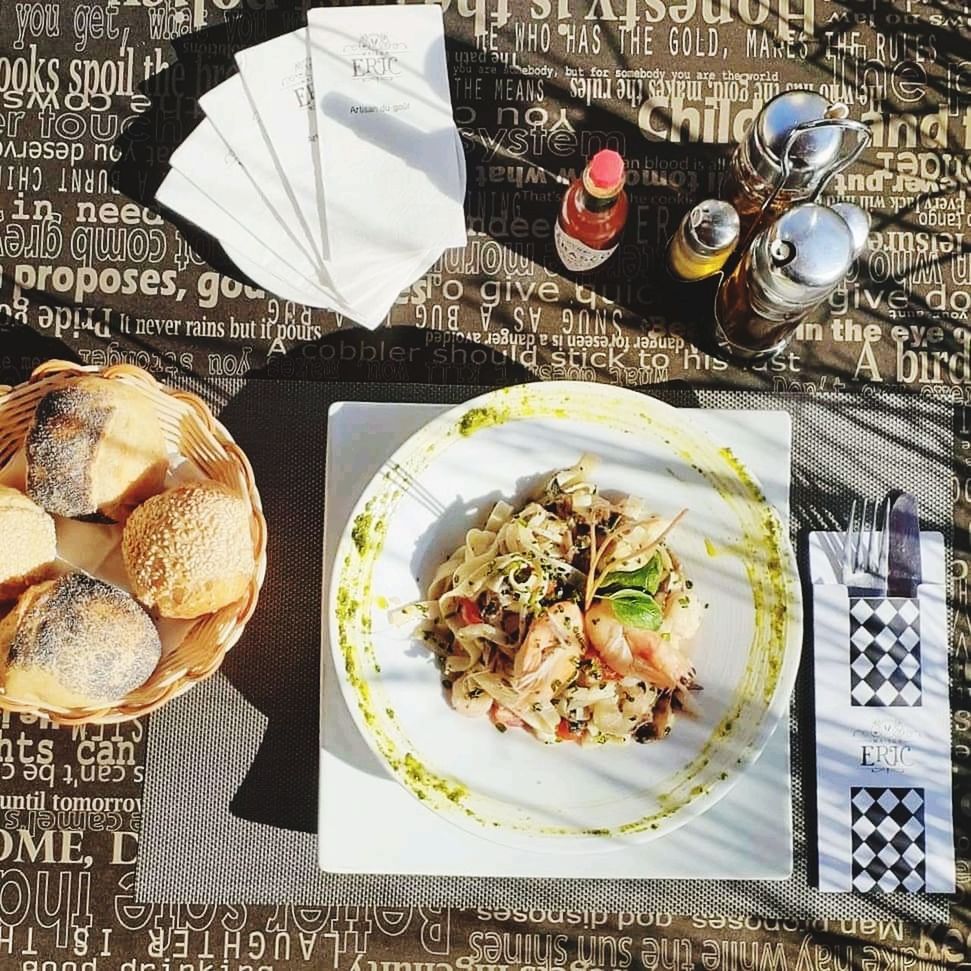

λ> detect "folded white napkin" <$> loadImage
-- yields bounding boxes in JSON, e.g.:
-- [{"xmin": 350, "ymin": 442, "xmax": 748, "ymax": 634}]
[
  {"xmin": 156, "ymin": 169, "xmax": 340, "ymax": 312},
  {"xmin": 199, "ymin": 73, "xmax": 323, "ymax": 274},
  {"xmin": 235, "ymin": 26, "xmax": 459, "ymax": 302},
  {"xmin": 155, "ymin": 5, "xmax": 466, "ymax": 329},
  {"xmin": 307, "ymin": 4, "xmax": 466, "ymax": 294},
  {"xmin": 165, "ymin": 118, "xmax": 358, "ymax": 315},
  {"xmin": 197, "ymin": 77, "xmax": 426, "ymax": 324},
  {"xmin": 235, "ymin": 29, "xmax": 331, "ymax": 266}
]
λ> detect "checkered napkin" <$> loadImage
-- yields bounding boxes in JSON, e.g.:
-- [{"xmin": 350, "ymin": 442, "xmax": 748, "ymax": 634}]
[
  {"xmin": 848, "ymin": 598, "xmax": 922, "ymax": 708},
  {"xmin": 807, "ymin": 531, "xmax": 955, "ymax": 894}
]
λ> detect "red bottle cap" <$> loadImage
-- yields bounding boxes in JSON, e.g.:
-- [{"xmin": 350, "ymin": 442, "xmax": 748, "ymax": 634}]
[{"xmin": 587, "ymin": 150, "xmax": 625, "ymax": 190}]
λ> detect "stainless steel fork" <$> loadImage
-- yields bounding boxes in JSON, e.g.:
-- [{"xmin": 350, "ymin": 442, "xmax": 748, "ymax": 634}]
[{"xmin": 841, "ymin": 498, "xmax": 890, "ymax": 597}]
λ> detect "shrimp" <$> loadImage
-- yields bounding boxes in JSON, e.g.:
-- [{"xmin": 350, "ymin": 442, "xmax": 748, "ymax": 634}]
[
  {"xmin": 584, "ymin": 599, "xmax": 695, "ymax": 692},
  {"xmin": 513, "ymin": 601, "xmax": 584, "ymax": 699},
  {"xmin": 660, "ymin": 592, "xmax": 704, "ymax": 642},
  {"xmin": 491, "ymin": 703, "xmax": 525, "ymax": 729}
]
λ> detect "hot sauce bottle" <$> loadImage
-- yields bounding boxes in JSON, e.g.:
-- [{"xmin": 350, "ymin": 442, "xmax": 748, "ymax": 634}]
[{"xmin": 555, "ymin": 150, "xmax": 628, "ymax": 273}]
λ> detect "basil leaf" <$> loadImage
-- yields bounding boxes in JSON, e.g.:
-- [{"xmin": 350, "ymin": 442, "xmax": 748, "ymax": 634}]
[
  {"xmin": 598, "ymin": 553, "xmax": 663, "ymax": 596},
  {"xmin": 603, "ymin": 589, "xmax": 663, "ymax": 630}
]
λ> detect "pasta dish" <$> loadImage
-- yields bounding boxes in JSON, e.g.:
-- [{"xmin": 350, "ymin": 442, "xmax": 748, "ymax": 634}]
[{"xmin": 400, "ymin": 455, "xmax": 703, "ymax": 745}]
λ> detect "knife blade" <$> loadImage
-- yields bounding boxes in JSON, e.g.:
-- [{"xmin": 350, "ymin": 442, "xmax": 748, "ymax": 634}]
[{"xmin": 887, "ymin": 491, "xmax": 922, "ymax": 598}]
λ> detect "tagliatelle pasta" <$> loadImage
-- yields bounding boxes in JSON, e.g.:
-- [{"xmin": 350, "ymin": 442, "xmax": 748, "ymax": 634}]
[{"xmin": 402, "ymin": 455, "xmax": 704, "ymax": 745}]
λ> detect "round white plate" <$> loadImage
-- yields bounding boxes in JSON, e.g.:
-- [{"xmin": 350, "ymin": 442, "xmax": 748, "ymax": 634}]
[{"xmin": 328, "ymin": 382, "xmax": 803, "ymax": 851}]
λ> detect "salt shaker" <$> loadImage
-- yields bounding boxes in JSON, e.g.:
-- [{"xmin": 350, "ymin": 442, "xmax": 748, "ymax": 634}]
[{"xmin": 667, "ymin": 200, "xmax": 740, "ymax": 282}]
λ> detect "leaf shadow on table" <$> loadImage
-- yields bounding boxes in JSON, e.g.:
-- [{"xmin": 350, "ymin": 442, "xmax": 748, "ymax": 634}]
[
  {"xmin": 212, "ymin": 376, "xmax": 958, "ymax": 920},
  {"xmin": 102, "ymin": 0, "xmax": 738, "ymax": 361},
  {"xmin": 212, "ymin": 332, "xmax": 539, "ymax": 833},
  {"xmin": 102, "ymin": 0, "xmax": 970, "ymax": 382},
  {"xmin": 0, "ymin": 319, "xmax": 80, "ymax": 385},
  {"xmin": 444, "ymin": 29, "xmax": 730, "ymax": 359}
]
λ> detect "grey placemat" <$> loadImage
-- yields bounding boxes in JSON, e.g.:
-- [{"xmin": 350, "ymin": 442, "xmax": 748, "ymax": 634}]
[{"xmin": 136, "ymin": 379, "xmax": 953, "ymax": 921}]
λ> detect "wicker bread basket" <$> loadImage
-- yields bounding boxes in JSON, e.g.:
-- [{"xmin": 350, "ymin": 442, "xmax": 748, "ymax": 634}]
[{"xmin": 0, "ymin": 360, "xmax": 267, "ymax": 725}]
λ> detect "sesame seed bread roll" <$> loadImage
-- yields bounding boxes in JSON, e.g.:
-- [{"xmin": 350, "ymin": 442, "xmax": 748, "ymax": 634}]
[
  {"xmin": 0, "ymin": 486, "xmax": 57, "ymax": 601},
  {"xmin": 0, "ymin": 573, "xmax": 162, "ymax": 709},
  {"xmin": 122, "ymin": 481, "xmax": 255, "ymax": 619},
  {"xmin": 26, "ymin": 376, "xmax": 168, "ymax": 522}
]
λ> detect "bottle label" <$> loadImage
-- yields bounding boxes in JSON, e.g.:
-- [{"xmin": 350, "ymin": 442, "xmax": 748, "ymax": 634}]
[{"xmin": 555, "ymin": 222, "xmax": 617, "ymax": 271}]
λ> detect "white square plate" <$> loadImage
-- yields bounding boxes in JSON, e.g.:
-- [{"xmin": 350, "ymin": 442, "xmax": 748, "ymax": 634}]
[{"xmin": 319, "ymin": 401, "xmax": 793, "ymax": 878}]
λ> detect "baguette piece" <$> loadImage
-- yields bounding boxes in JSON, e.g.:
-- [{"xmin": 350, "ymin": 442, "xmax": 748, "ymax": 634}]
[
  {"xmin": 0, "ymin": 573, "xmax": 162, "ymax": 709},
  {"xmin": 26, "ymin": 376, "xmax": 168, "ymax": 521},
  {"xmin": 0, "ymin": 486, "xmax": 57, "ymax": 600}
]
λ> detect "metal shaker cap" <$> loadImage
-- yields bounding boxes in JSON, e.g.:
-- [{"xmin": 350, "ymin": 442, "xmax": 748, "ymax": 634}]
[
  {"xmin": 830, "ymin": 202, "xmax": 871, "ymax": 258},
  {"xmin": 753, "ymin": 203, "xmax": 855, "ymax": 308},
  {"xmin": 686, "ymin": 200, "xmax": 740, "ymax": 254},
  {"xmin": 752, "ymin": 91, "xmax": 845, "ymax": 190}
]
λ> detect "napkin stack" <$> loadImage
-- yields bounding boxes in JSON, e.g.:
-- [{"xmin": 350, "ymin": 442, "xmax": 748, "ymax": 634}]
[{"xmin": 157, "ymin": 4, "xmax": 466, "ymax": 328}]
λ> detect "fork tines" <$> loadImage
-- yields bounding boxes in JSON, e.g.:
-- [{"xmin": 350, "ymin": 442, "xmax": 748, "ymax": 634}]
[{"xmin": 842, "ymin": 497, "xmax": 890, "ymax": 591}]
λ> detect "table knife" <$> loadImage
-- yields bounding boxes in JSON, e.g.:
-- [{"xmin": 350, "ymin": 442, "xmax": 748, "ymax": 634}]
[{"xmin": 887, "ymin": 491, "xmax": 922, "ymax": 598}]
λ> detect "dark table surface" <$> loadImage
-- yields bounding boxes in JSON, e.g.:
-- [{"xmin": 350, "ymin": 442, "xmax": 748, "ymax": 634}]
[{"xmin": 0, "ymin": 0, "xmax": 968, "ymax": 968}]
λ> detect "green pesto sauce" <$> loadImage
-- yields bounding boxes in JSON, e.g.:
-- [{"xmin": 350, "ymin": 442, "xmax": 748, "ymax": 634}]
[
  {"xmin": 458, "ymin": 405, "xmax": 509, "ymax": 436},
  {"xmin": 711, "ymin": 445, "xmax": 790, "ymax": 704},
  {"xmin": 351, "ymin": 513, "xmax": 371, "ymax": 554},
  {"xmin": 718, "ymin": 446, "xmax": 767, "ymax": 504},
  {"xmin": 611, "ymin": 429, "xmax": 795, "ymax": 837},
  {"xmin": 337, "ymin": 488, "xmax": 488, "ymax": 822},
  {"xmin": 335, "ymin": 589, "xmax": 374, "ymax": 727},
  {"xmin": 335, "ymin": 587, "xmax": 360, "ymax": 622},
  {"xmin": 617, "ymin": 804, "xmax": 679, "ymax": 834},
  {"xmin": 403, "ymin": 753, "xmax": 467, "ymax": 804}
]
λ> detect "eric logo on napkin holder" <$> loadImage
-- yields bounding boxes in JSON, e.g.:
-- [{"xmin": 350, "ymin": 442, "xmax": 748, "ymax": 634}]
[{"xmin": 808, "ymin": 506, "xmax": 955, "ymax": 894}]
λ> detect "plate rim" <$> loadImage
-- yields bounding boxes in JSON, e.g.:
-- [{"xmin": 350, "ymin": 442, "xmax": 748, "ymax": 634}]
[{"xmin": 325, "ymin": 381, "xmax": 804, "ymax": 850}]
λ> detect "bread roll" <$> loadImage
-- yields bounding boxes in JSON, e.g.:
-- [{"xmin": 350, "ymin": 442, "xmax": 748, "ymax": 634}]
[
  {"xmin": 122, "ymin": 481, "xmax": 255, "ymax": 619},
  {"xmin": 0, "ymin": 486, "xmax": 57, "ymax": 600},
  {"xmin": 0, "ymin": 573, "xmax": 162, "ymax": 709},
  {"xmin": 26, "ymin": 376, "xmax": 168, "ymax": 521}
]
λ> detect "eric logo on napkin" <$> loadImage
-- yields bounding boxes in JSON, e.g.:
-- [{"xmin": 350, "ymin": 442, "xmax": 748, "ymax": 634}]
[{"xmin": 346, "ymin": 34, "xmax": 407, "ymax": 80}]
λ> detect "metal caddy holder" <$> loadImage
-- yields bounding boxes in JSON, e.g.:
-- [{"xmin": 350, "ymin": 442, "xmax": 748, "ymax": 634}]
[{"xmin": 671, "ymin": 115, "xmax": 873, "ymax": 364}]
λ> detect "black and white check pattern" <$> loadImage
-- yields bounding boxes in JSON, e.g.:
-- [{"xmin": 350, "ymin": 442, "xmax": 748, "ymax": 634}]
[
  {"xmin": 849, "ymin": 598, "xmax": 921, "ymax": 707},
  {"xmin": 850, "ymin": 787, "xmax": 926, "ymax": 892}
]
